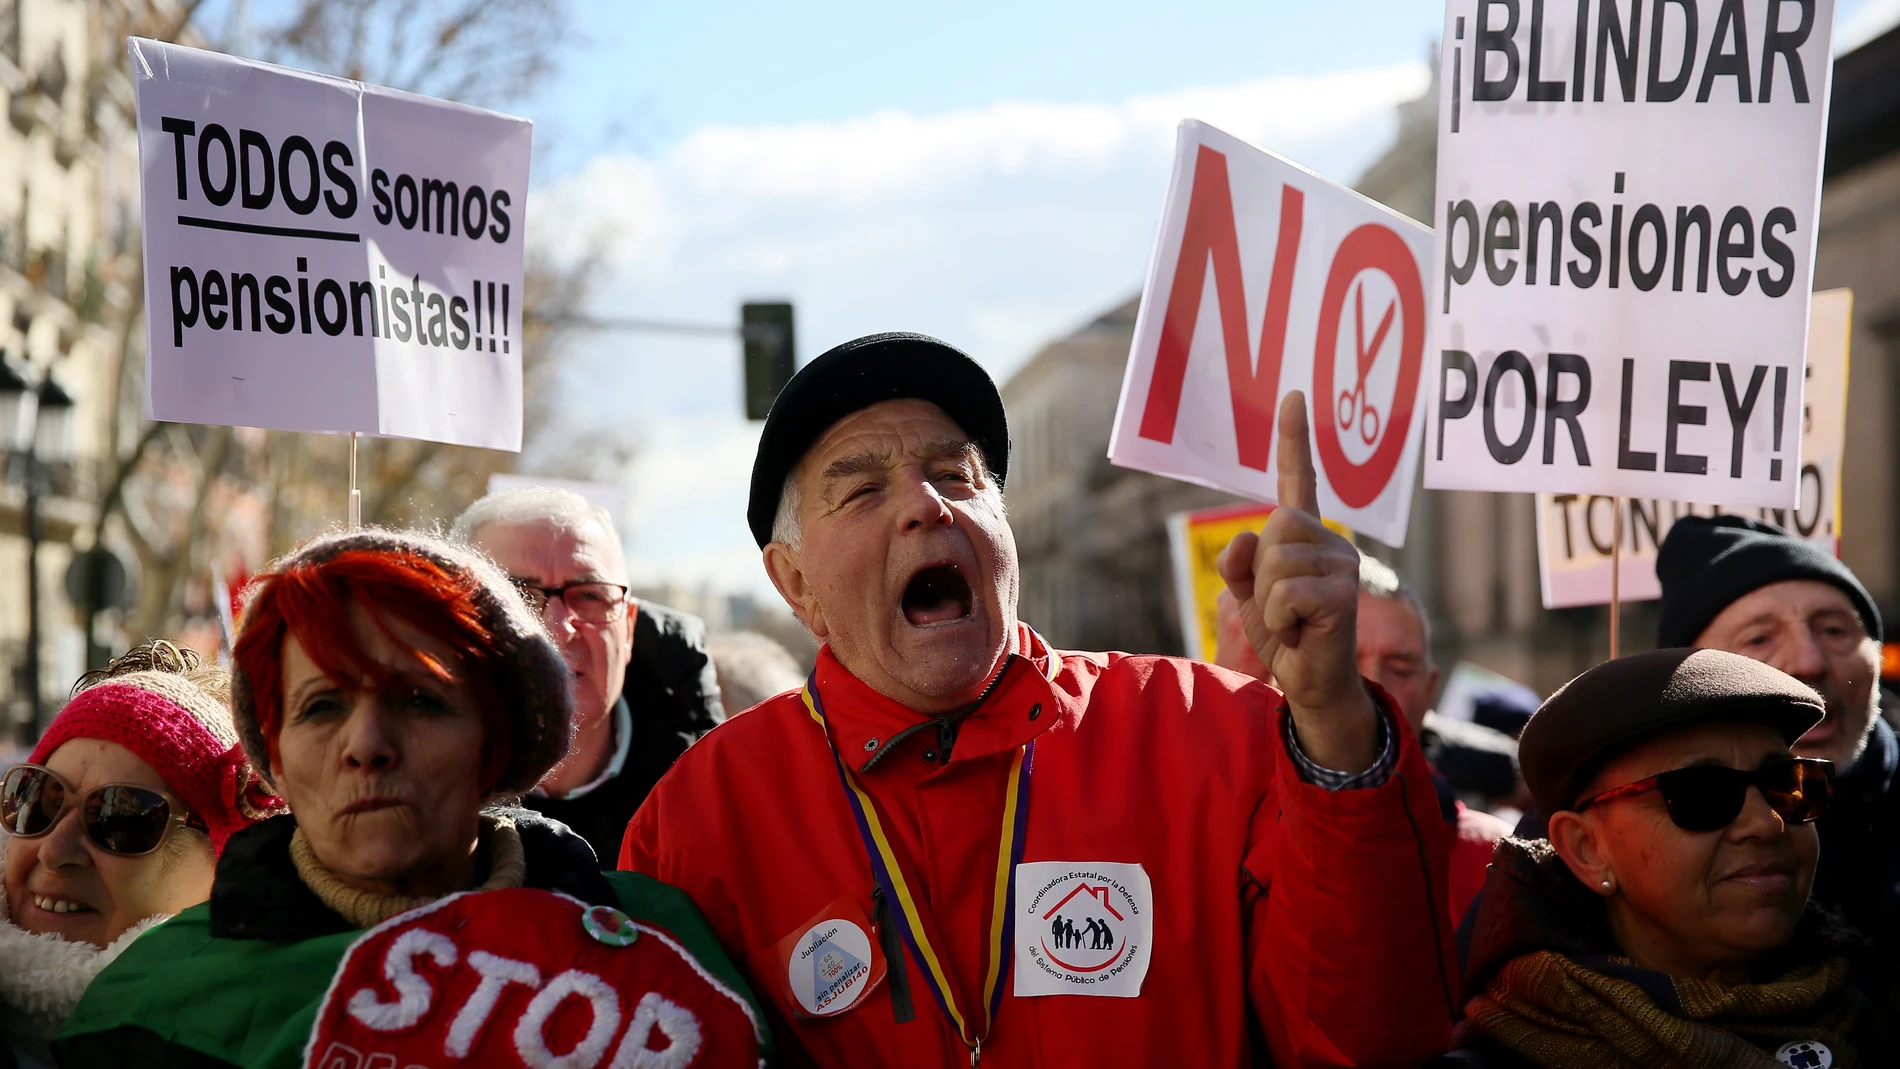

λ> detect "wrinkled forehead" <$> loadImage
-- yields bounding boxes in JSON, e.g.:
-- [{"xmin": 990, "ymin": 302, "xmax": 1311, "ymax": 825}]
[
  {"xmin": 795, "ymin": 399, "xmax": 977, "ymax": 490},
  {"xmin": 1722, "ymin": 579, "xmax": 1861, "ymax": 627},
  {"xmin": 475, "ymin": 515, "xmax": 627, "ymax": 585},
  {"xmin": 39, "ymin": 738, "xmax": 168, "ymax": 793}
]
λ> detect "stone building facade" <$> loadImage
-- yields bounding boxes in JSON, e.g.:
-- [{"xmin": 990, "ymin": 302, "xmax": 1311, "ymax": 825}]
[{"xmin": 0, "ymin": 0, "xmax": 149, "ymax": 736}]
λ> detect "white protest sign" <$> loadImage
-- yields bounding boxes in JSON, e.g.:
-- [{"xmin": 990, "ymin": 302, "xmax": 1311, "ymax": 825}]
[
  {"xmin": 132, "ymin": 38, "xmax": 531, "ymax": 451},
  {"xmin": 1426, "ymin": 0, "xmax": 1835, "ymax": 509},
  {"xmin": 1108, "ymin": 121, "xmax": 1433, "ymax": 547},
  {"xmin": 1537, "ymin": 287, "xmax": 1850, "ymax": 608}
]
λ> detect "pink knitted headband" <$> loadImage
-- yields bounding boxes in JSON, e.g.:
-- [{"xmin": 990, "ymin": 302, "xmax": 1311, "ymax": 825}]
[{"xmin": 28, "ymin": 683, "xmax": 284, "ymax": 856}]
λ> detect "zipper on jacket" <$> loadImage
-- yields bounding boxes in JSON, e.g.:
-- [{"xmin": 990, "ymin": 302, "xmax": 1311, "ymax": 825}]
[{"xmin": 872, "ymin": 886, "xmax": 915, "ymax": 1023}]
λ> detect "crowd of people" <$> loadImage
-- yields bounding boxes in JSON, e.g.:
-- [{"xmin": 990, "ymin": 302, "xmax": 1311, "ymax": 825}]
[{"xmin": 0, "ymin": 331, "xmax": 1890, "ymax": 1068}]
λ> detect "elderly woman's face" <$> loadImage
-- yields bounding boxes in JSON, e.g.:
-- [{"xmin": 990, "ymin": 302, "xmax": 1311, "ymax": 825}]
[
  {"xmin": 1554, "ymin": 720, "xmax": 1818, "ymax": 982},
  {"xmin": 3, "ymin": 740, "xmax": 215, "ymax": 948},
  {"xmin": 272, "ymin": 604, "xmax": 489, "ymax": 898}
]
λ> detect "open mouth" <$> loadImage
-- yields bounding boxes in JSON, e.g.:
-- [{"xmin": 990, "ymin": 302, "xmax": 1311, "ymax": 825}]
[
  {"xmin": 32, "ymin": 894, "xmax": 94, "ymax": 916},
  {"xmin": 902, "ymin": 563, "xmax": 974, "ymax": 627}
]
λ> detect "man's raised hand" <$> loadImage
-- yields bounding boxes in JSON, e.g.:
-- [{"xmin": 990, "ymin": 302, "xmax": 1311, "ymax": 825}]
[{"xmin": 1214, "ymin": 391, "xmax": 1379, "ymax": 774}]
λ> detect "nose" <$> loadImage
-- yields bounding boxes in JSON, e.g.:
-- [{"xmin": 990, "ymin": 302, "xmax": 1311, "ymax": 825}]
[
  {"xmin": 541, "ymin": 593, "xmax": 579, "ymax": 639},
  {"xmin": 1728, "ymin": 784, "xmax": 1786, "ymax": 841},
  {"xmin": 340, "ymin": 697, "xmax": 400, "ymax": 773},
  {"xmin": 896, "ymin": 475, "xmax": 955, "ymax": 533},
  {"xmin": 1774, "ymin": 624, "xmax": 1828, "ymax": 686},
  {"xmin": 37, "ymin": 802, "xmax": 92, "ymax": 868}
]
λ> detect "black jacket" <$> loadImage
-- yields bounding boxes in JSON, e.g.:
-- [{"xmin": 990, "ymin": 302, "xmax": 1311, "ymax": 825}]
[
  {"xmin": 521, "ymin": 601, "xmax": 725, "ymax": 866},
  {"xmin": 1814, "ymin": 717, "xmax": 1900, "ymax": 974}
]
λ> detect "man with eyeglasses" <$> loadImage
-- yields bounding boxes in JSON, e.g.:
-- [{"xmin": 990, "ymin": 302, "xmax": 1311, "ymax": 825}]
[
  {"xmin": 451, "ymin": 487, "xmax": 724, "ymax": 865},
  {"xmin": 1656, "ymin": 514, "xmax": 1896, "ymax": 997}
]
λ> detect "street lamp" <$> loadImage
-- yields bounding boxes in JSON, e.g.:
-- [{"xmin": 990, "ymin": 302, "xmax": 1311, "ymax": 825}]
[{"xmin": 1, "ymin": 357, "xmax": 76, "ymax": 742}]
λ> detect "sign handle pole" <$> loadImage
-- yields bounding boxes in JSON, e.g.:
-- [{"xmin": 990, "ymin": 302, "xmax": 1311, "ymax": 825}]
[
  {"xmin": 1608, "ymin": 496, "xmax": 1622, "ymax": 659},
  {"xmin": 348, "ymin": 432, "xmax": 362, "ymax": 529}
]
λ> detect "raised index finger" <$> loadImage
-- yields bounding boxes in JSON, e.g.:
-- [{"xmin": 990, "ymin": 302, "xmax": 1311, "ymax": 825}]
[{"xmin": 1276, "ymin": 390, "xmax": 1321, "ymax": 519}]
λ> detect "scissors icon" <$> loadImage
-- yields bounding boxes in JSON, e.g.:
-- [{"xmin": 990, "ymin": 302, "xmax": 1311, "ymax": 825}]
[{"xmin": 1336, "ymin": 280, "xmax": 1397, "ymax": 446}]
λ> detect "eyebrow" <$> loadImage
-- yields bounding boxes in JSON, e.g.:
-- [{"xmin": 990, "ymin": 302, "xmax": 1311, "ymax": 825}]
[{"xmin": 819, "ymin": 439, "xmax": 982, "ymax": 484}]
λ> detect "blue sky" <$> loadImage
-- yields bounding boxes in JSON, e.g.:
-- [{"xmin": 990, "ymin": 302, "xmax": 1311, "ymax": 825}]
[
  {"xmin": 520, "ymin": 1, "xmax": 1451, "ymax": 178},
  {"xmin": 505, "ymin": 1, "xmax": 1900, "ymax": 602}
]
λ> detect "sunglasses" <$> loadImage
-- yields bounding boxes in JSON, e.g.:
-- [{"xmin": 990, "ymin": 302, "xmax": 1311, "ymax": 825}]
[
  {"xmin": 1, "ymin": 764, "xmax": 203, "ymax": 857},
  {"xmin": 1576, "ymin": 757, "xmax": 1834, "ymax": 832}
]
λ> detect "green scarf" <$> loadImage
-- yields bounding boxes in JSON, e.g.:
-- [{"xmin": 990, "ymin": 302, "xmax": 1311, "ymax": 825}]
[{"xmin": 1463, "ymin": 949, "xmax": 1858, "ymax": 1069}]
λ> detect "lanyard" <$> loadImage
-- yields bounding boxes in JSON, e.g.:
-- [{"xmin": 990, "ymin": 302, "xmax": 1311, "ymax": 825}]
[{"xmin": 803, "ymin": 675, "xmax": 1033, "ymax": 1061}]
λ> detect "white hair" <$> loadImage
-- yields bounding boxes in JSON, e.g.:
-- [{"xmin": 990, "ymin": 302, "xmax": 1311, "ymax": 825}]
[
  {"xmin": 770, "ymin": 473, "xmax": 803, "ymax": 549},
  {"xmin": 1358, "ymin": 554, "xmax": 1433, "ymax": 653},
  {"xmin": 451, "ymin": 486, "xmax": 628, "ymax": 582},
  {"xmin": 707, "ymin": 630, "xmax": 806, "ymax": 713}
]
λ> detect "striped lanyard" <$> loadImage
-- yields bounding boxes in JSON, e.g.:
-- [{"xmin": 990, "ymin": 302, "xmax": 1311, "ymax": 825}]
[{"xmin": 803, "ymin": 676, "xmax": 1033, "ymax": 1065}]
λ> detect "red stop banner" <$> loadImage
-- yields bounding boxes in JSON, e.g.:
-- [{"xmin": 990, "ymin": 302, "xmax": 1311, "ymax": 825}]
[{"xmin": 306, "ymin": 887, "xmax": 765, "ymax": 1069}]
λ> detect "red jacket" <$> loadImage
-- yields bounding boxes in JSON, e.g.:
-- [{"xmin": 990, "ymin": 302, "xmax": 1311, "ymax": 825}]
[{"xmin": 622, "ymin": 626, "xmax": 1456, "ymax": 1067}]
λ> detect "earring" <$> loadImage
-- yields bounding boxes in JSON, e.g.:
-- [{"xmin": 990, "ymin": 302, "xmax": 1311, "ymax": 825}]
[{"xmin": 1600, "ymin": 880, "xmax": 1613, "ymax": 891}]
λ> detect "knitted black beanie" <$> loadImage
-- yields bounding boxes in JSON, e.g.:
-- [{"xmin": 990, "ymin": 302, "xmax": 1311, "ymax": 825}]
[{"xmin": 1655, "ymin": 515, "xmax": 1882, "ymax": 649}]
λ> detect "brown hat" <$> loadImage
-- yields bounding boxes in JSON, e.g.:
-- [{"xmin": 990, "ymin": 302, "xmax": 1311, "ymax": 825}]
[{"xmin": 1518, "ymin": 648, "xmax": 1823, "ymax": 817}]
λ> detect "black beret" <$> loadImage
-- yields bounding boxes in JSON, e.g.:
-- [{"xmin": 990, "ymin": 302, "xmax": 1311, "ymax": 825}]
[
  {"xmin": 1656, "ymin": 514, "xmax": 1882, "ymax": 648},
  {"xmin": 1518, "ymin": 648, "xmax": 1823, "ymax": 816},
  {"xmin": 746, "ymin": 332, "xmax": 1010, "ymax": 548}
]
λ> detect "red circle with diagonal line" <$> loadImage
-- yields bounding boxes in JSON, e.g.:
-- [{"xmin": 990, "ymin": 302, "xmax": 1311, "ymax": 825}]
[{"xmin": 1312, "ymin": 223, "xmax": 1425, "ymax": 509}]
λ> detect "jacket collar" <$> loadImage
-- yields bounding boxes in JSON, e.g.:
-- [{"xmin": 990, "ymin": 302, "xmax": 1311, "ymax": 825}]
[
  {"xmin": 812, "ymin": 623, "xmax": 1067, "ymax": 775},
  {"xmin": 210, "ymin": 807, "xmax": 618, "ymax": 940}
]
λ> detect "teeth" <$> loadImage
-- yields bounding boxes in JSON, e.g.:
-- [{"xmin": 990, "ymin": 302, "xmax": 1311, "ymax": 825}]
[{"xmin": 32, "ymin": 895, "xmax": 85, "ymax": 914}]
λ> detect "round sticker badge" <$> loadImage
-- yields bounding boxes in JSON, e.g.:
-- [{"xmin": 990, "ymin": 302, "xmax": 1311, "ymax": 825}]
[
  {"xmin": 785, "ymin": 918, "xmax": 878, "ymax": 1017},
  {"xmin": 1775, "ymin": 1040, "xmax": 1833, "ymax": 1069},
  {"xmin": 582, "ymin": 904, "xmax": 639, "ymax": 947}
]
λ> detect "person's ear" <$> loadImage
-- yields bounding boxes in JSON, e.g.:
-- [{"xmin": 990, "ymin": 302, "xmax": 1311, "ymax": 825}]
[
  {"xmin": 764, "ymin": 543, "xmax": 828, "ymax": 640},
  {"xmin": 1548, "ymin": 810, "xmax": 1618, "ymax": 896},
  {"xmin": 1426, "ymin": 664, "xmax": 1441, "ymax": 703}
]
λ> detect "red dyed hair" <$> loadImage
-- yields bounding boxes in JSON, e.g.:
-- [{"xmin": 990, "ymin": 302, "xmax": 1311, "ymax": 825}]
[{"xmin": 234, "ymin": 548, "xmax": 511, "ymax": 790}]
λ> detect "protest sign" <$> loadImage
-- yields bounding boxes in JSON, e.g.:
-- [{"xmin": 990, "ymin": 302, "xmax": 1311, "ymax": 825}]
[
  {"xmin": 1109, "ymin": 120, "xmax": 1434, "ymax": 547},
  {"xmin": 131, "ymin": 38, "xmax": 532, "ymax": 451},
  {"xmin": 1167, "ymin": 502, "xmax": 1354, "ymax": 659},
  {"xmin": 1426, "ymin": 0, "xmax": 1836, "ymax": 509},
  {"xmin": 1536, "ymin": 288, "xmax": 1851, "ymax": 608}
]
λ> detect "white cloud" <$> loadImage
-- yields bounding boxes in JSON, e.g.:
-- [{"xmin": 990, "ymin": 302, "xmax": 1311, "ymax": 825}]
[{"xmin": 527, "ymin": 62, "xmax": 1429, "ymax": 598}]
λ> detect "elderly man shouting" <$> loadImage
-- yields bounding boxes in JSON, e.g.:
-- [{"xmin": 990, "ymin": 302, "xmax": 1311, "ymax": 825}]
[{"xmin": 622, "ymin": 333, "xmax": 1454, "ymax": 1067}]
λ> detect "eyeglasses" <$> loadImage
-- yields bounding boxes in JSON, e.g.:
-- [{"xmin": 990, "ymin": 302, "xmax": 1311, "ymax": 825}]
[
  {"xmin": 1, "ymin": 764, "xmax": 202, "ymax": 857},
  {"xmin": 1576, "ymin": 757, "xmax": 1834, "ymax": 833},
  {"xmin": 508, "ymin": 578, "xmax": 630, "ymax": 624}
]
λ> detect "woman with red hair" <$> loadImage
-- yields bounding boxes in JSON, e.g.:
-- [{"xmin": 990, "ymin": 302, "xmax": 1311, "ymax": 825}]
[{"xmin": 57, "ymin": 529, "xmax": 770, "ymax": 1068}]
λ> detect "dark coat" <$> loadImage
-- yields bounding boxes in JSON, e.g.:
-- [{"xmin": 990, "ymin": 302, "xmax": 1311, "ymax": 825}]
[
  {"xmin": 1813, "ymin": 717, "xmax": 1900, "ymax": 978},
  {"xmin": 521, "ymin": 600, "xmax": 725, "ymax": 866}
]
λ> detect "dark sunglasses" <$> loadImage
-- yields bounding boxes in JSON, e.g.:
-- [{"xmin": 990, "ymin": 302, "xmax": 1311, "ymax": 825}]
[
  {"xmin": 1576, "ymin": 757, "xmax": 1834, "ymax": 832},
  {"xmin": 1, "ymin": 764, "xmax": 202, "ymax": 857}
]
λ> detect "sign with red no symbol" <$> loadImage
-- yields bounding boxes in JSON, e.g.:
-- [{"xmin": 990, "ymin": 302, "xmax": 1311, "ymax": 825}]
[{"xmin": 1107, "ymin": 120, "xmax": 1432, "ymax": 547}]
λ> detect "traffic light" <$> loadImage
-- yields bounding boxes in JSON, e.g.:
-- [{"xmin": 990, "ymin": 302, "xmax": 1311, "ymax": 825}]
[{"xmin": 741, "ymin": 302, "xmax": 795, "ymax": 420}]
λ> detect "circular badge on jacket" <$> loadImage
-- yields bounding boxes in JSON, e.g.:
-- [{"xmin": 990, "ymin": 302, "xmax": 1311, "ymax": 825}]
[
  {"xmin": 784, "ymin": 917, "xmax": 878, "ymax": 1017},
  {"xmin": 306, "ymin": 887, "xmax": 764, "ymax": 1069},
  {"xmin": 1775, "ymin": 1040, "xmax": 1833, "ymax": 1068}
]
